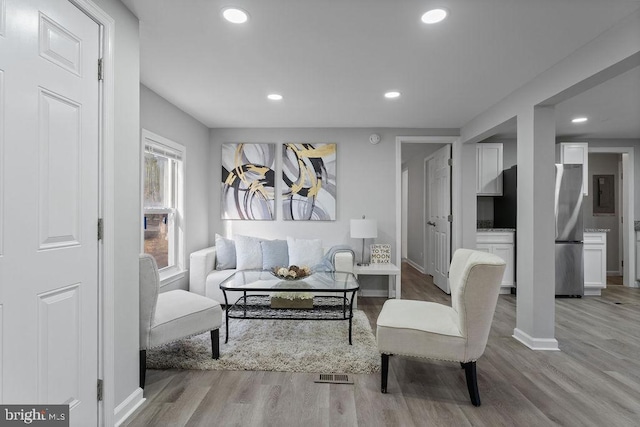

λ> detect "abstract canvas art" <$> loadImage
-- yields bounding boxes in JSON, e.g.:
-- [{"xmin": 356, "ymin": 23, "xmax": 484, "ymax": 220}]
[
  {"xmin": 282, "ymin": 143, "xmax": 336, "ymax": 221},
  {"xmin": 221, "ymin": 143, "xmax": 276, "ymax": 220}
]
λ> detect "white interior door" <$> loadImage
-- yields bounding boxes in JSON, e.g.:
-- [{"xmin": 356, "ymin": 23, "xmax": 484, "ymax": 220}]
[
  {"xmin": 426, "ymin": 157, "xmax": 436, "ymax": 276},
  {"xmin": 0, "ymin": 0, "xmax": 100, "ymax": 424},
  {"xmin": 401, "ymin": 169, "xmax": 408, "ymax": 260},
  {"xmin": 433, "ymin": 145, "xmax": 452, "ymax": 293}
]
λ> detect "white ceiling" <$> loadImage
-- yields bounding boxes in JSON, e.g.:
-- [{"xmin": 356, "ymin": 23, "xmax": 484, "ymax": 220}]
[{"xmin": 122, "ymin": 0, "xmax": 640, "ymax": 136}]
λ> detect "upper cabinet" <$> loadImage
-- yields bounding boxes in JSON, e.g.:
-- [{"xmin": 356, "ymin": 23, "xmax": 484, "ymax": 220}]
[
  {"xmin": 557, "ymin": 142, "xmax": 588, "ymax": 195},
  {"xmin": 476, "ymin": 143, "xmax": 503, "ymax": 196}
]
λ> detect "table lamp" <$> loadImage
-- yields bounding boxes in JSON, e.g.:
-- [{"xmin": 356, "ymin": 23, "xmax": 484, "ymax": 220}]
[{"xmin": 350, "ymin": 216, "xmax": 378, "ymax": 266}]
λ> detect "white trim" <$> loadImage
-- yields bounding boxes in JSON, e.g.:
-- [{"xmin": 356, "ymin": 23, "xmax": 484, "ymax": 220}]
[
  {"xmin": 512, "ymin": 328, "xmax": 560, "ymax": 351},
  {"xmin": 67, "ymin": 1, "xmax": 115, "ymax": 426},
  {"xmin": 159, "ymin": 269, "xmax": 186, "ymax": 288},
  {"xmin": 395, "ymin": 136, "xmax": 459, "ymax": 299},
  {"xmin": 584, "ymin": 288, "xmax": 603, "ymax": 296},
  {"xmin": 588, "ymin": 146, "xmax": 635, "ymax": 287},
  {"xmin": 113, "ymin": 388, "xmax": 145, "ymax": 427},
  {"xmin": 359, "ymin": 289, "xmax": 390, "ymax": 298},
  {"xmin": 405, "ymin": 258, "xmax": 425, "ymax": 274}
]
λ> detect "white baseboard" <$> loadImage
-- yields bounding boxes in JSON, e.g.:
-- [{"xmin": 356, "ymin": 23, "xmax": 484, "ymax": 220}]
[
  {"xmin": 405, "ymin": 259, "xmax": 425, "ymax": 274},
  {"xmin": 360, "ymin": 289, "xmax": 389, "ymax": 298},
  {"xmin": 584, "ymin": 287, "xmax": 603, "ymax": 296},
  {"xmin": 512, "ymin": 328, "xmax": 560, "ymax": 351},
  {"xmin": 114, "ymin": 387, "xmax": 145, "ymax": 427}
]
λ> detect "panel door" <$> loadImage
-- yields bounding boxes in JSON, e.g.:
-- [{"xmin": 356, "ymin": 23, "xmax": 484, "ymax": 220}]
[
  {"xmin": 433, "ymin": 145, "xmax": 451, "ymax": 294},
  {"xmin": 584, "ymin": 244, "xmax": 606, "ymax": 287},
  {"xmin": 426, "ymin": 156, "xmax": 436, "ymax": 277},
  {"xmin": 0, "ymin": 1, "xmax": 100, "ymax": 425},
  {"xmin": 492, "ymin": 244, "xmax": 515, "ymax": 286},
  {"xmin": 476, "ymin": 143, "xmax": 503, "ymax": 196},
  {"xmin": 559, "ymin": 142, "xmax": 588, "ymax": 195}
]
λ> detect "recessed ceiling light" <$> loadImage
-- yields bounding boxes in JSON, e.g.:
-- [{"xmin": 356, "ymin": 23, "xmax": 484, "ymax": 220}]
[
  {"xmin": 222, "ymin": 7, "xmax": 249, "ymax": 24},
  {"xmin": 572, "ymin": 117, "xmax": 588, "ymax": 123},
  {"xmin": 267, "ymin": 93, "xmax": 283, "ymax": 101},
  {"xmin": 421, "ymin": 8, "xmax": 448, "ymax": 24},
  {"xmin": 384, "ymin": 91, "xmax": 401, "ymax": 99}
]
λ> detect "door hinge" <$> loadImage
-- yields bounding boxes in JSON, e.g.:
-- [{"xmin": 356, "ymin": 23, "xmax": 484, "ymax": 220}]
[
  {"xmin": 98, "ymin": 58, "xmax": 104, "ymax": 81},
  {"xmin": 621, "ymin": 260, "xmax": 624, "ymax": 267},
  {"xmin": 98, "ymin": 218, "xmax": 104, "ymax": 241},
  {"xmin": 447, "ymin": 215, "xmax": 453, "ymax": 222},
  {"xmin": 447, "ymin": 159, "xmax": 453, "ymax": 166},
  {"xmin": 97, "ymin": 379, "xmax": 104, "ymax": 401}
]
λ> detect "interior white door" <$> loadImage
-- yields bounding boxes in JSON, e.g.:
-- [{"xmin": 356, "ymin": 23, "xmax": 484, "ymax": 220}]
[
  {"xmin": 426, "ymin": 157, "xmax": 436, "ymax": 276},
  {"xmin": 433, "ymin": 145, "xmax": 452, "ymax": 293},
  {"xmin": 0, "ymin": 1, "xmax": 100, "ymax": 424},
  {"xmin": 401, "ymin": 169, "xmax": 408, "ymax": 260}
]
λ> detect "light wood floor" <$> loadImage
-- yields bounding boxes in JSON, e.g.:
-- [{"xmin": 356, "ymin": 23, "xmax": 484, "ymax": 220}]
[{"xmin": 124, "ymin": 264, "xmax": 640, "ymax": 426}]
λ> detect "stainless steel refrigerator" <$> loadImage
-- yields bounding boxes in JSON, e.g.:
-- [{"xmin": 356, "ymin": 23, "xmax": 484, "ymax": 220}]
[{"xmin": 555, "ymin": 164, "xmax": 584, "ymax": 297}]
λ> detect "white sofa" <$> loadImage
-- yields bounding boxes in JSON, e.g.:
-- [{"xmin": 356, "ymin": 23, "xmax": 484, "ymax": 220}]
[{"xmin": 189, "ymin": 245, "xmax": 354, "ymax": 304}]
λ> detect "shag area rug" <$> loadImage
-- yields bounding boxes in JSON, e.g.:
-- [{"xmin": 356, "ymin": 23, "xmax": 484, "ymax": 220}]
[{"xmin": 146, "ymin": 310, "xmax": 380, "ymax": 374}]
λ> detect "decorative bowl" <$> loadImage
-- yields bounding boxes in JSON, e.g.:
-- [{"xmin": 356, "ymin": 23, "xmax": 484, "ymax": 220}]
[{"xmin": 271, "ymin": 265, "xmax": 312, "ymax": 280}]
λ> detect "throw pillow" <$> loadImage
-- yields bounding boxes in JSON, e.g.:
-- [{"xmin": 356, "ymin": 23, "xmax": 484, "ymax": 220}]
[
  {"xmin": 235, "ymin": 235, "xmax": 263, "ymax": 270},
  {"xmin": 287, "ymin": 237, "xmax": 323, "ymax": 268},
  {"xmin": 261, "ymin": 239, "xmax": 289, "ymax": 270},
  {"xmin": 215, "ymin": 234, "xmax": 236, "ymax": 270}
]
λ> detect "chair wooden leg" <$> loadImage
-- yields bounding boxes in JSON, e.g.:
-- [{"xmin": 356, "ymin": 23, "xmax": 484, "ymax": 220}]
[
  {"xmin": 211, "ymin": 329, "xmax": 220, "ymax": 359},
  {"xmin": 462, "ymin": 361, "xmax": 481, "ymax": 406},
  {"xmin": 139, "ymin": 350, "xmax": 146, "ymax": 389},
  {"xmin": 381, "ymin": 353, "xmax": 389, "ymax": 393}
]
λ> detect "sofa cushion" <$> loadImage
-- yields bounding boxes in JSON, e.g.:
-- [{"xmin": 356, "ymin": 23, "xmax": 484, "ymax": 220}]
[
  {"xmin": 215, "ymin": 234, "xmax": 236, "ymax": 270},
  {"xmin": 235, "ymin": 235, "xmax": 263, "ymax": 270},
  {"xmin": 261, "ymin": 239, "xmax": 289, "ymax": 270},
  {"xmin": 287, "ymin": 237, "xmax": 323, "ymax": 267}
]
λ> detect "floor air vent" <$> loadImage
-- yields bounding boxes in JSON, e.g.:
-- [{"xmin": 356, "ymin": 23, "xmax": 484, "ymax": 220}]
[{"xmin": 314, "ymin": 374, "xmax": 353, "ymax": 384}]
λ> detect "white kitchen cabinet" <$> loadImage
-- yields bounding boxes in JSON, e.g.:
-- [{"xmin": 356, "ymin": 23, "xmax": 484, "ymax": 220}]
[
  {"xmin": 583, "ymin": 232, "xmax": 606, "ymax": 296},
  {"xmin": 476, "ymin": 143, "xmax": 503, "ymax": 196},
  {"xmin": 557, "ymin": 142, "xmax": 588, "ymax": 195},
  {"xmin": 477, "ymin": 231, "xmax": 515, "ymax": 293}
]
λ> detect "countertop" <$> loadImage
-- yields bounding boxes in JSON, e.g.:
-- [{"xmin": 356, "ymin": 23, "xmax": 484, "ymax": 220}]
[
  {"xmin": 584, "ymin": 228, "xmax": 610, "ymax": 233},
  {"xmin": 477, "ymin": 228, "xmax": 516, "ymax": 232}
]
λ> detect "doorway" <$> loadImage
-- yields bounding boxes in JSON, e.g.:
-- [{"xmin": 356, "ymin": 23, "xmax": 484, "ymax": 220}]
[
  {"xmin": 587, "ymin": 147, "xmax": 635, "ymax": 287},
  {"xmin": 396, "ymin": 136, "xmax": 458, "ymax": 294}
]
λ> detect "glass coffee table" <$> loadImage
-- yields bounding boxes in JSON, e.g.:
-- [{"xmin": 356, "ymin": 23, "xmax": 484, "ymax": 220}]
[{"xmin": 219, "ymin": 270, "xmax": 360, "ymax": 344}]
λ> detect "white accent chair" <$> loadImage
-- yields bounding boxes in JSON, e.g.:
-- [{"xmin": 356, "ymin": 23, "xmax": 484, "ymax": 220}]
[
  {"xmin": 376, "ymin": 249, "xmax": 506, "ymax": 406},
  {"xmin": 139, "ymin": 254, "xmax": 223, "ymax": 388}
]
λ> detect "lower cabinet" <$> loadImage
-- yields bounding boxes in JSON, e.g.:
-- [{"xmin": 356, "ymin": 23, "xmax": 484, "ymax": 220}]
[
  {"xmin": 477, "ymin": 231, "xmax": 515, "ymax": 294},
  {"xmin": 583, "ymin": 232, "xmax": 607, "ymax": 296}
]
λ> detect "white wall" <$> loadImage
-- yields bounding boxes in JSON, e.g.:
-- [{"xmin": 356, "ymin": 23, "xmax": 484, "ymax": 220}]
[
  {"xmin": 568, "ymin": 139, "xmax": 640, "ymax": 217},
  {"xmin": 92, "ymin": 0, "xmax": 140, "ymax": 414},
  {"xmin": 140, "ymin": 85, "xmax": 210, "ymax": 290},
  {"xmin": 209, "ymin": 128, "xmax": 457, "ymax": 291},
  {"xmin": 402, "ymin": 143, "xmax": 444, "ymax": 269}
]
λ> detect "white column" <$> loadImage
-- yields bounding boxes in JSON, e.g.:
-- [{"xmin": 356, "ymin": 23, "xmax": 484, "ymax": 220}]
[
  {"xmin": 456, "ymin": 140, "xmax": 477, "ymax": 250},
  {"xmin": 513, "ymin": 105, "xmax": 559, "ymax": 351}
]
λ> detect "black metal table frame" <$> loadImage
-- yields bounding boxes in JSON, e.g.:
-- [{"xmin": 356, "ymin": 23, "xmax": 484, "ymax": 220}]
[{"xmin": 222, "ymin": 288, "xmax": 359, "ymax": 345}]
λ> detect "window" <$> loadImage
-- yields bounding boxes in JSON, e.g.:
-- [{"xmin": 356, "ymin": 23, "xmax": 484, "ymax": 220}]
[{"xmin": 141, "ymin": 130, "xmax": 185, "ymax": 282}]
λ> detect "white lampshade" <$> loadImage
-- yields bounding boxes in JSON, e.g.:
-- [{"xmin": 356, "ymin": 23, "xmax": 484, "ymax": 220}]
[{"xmin": 350, "ymin": 219, "xmax": 378, "ymax": 238}]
